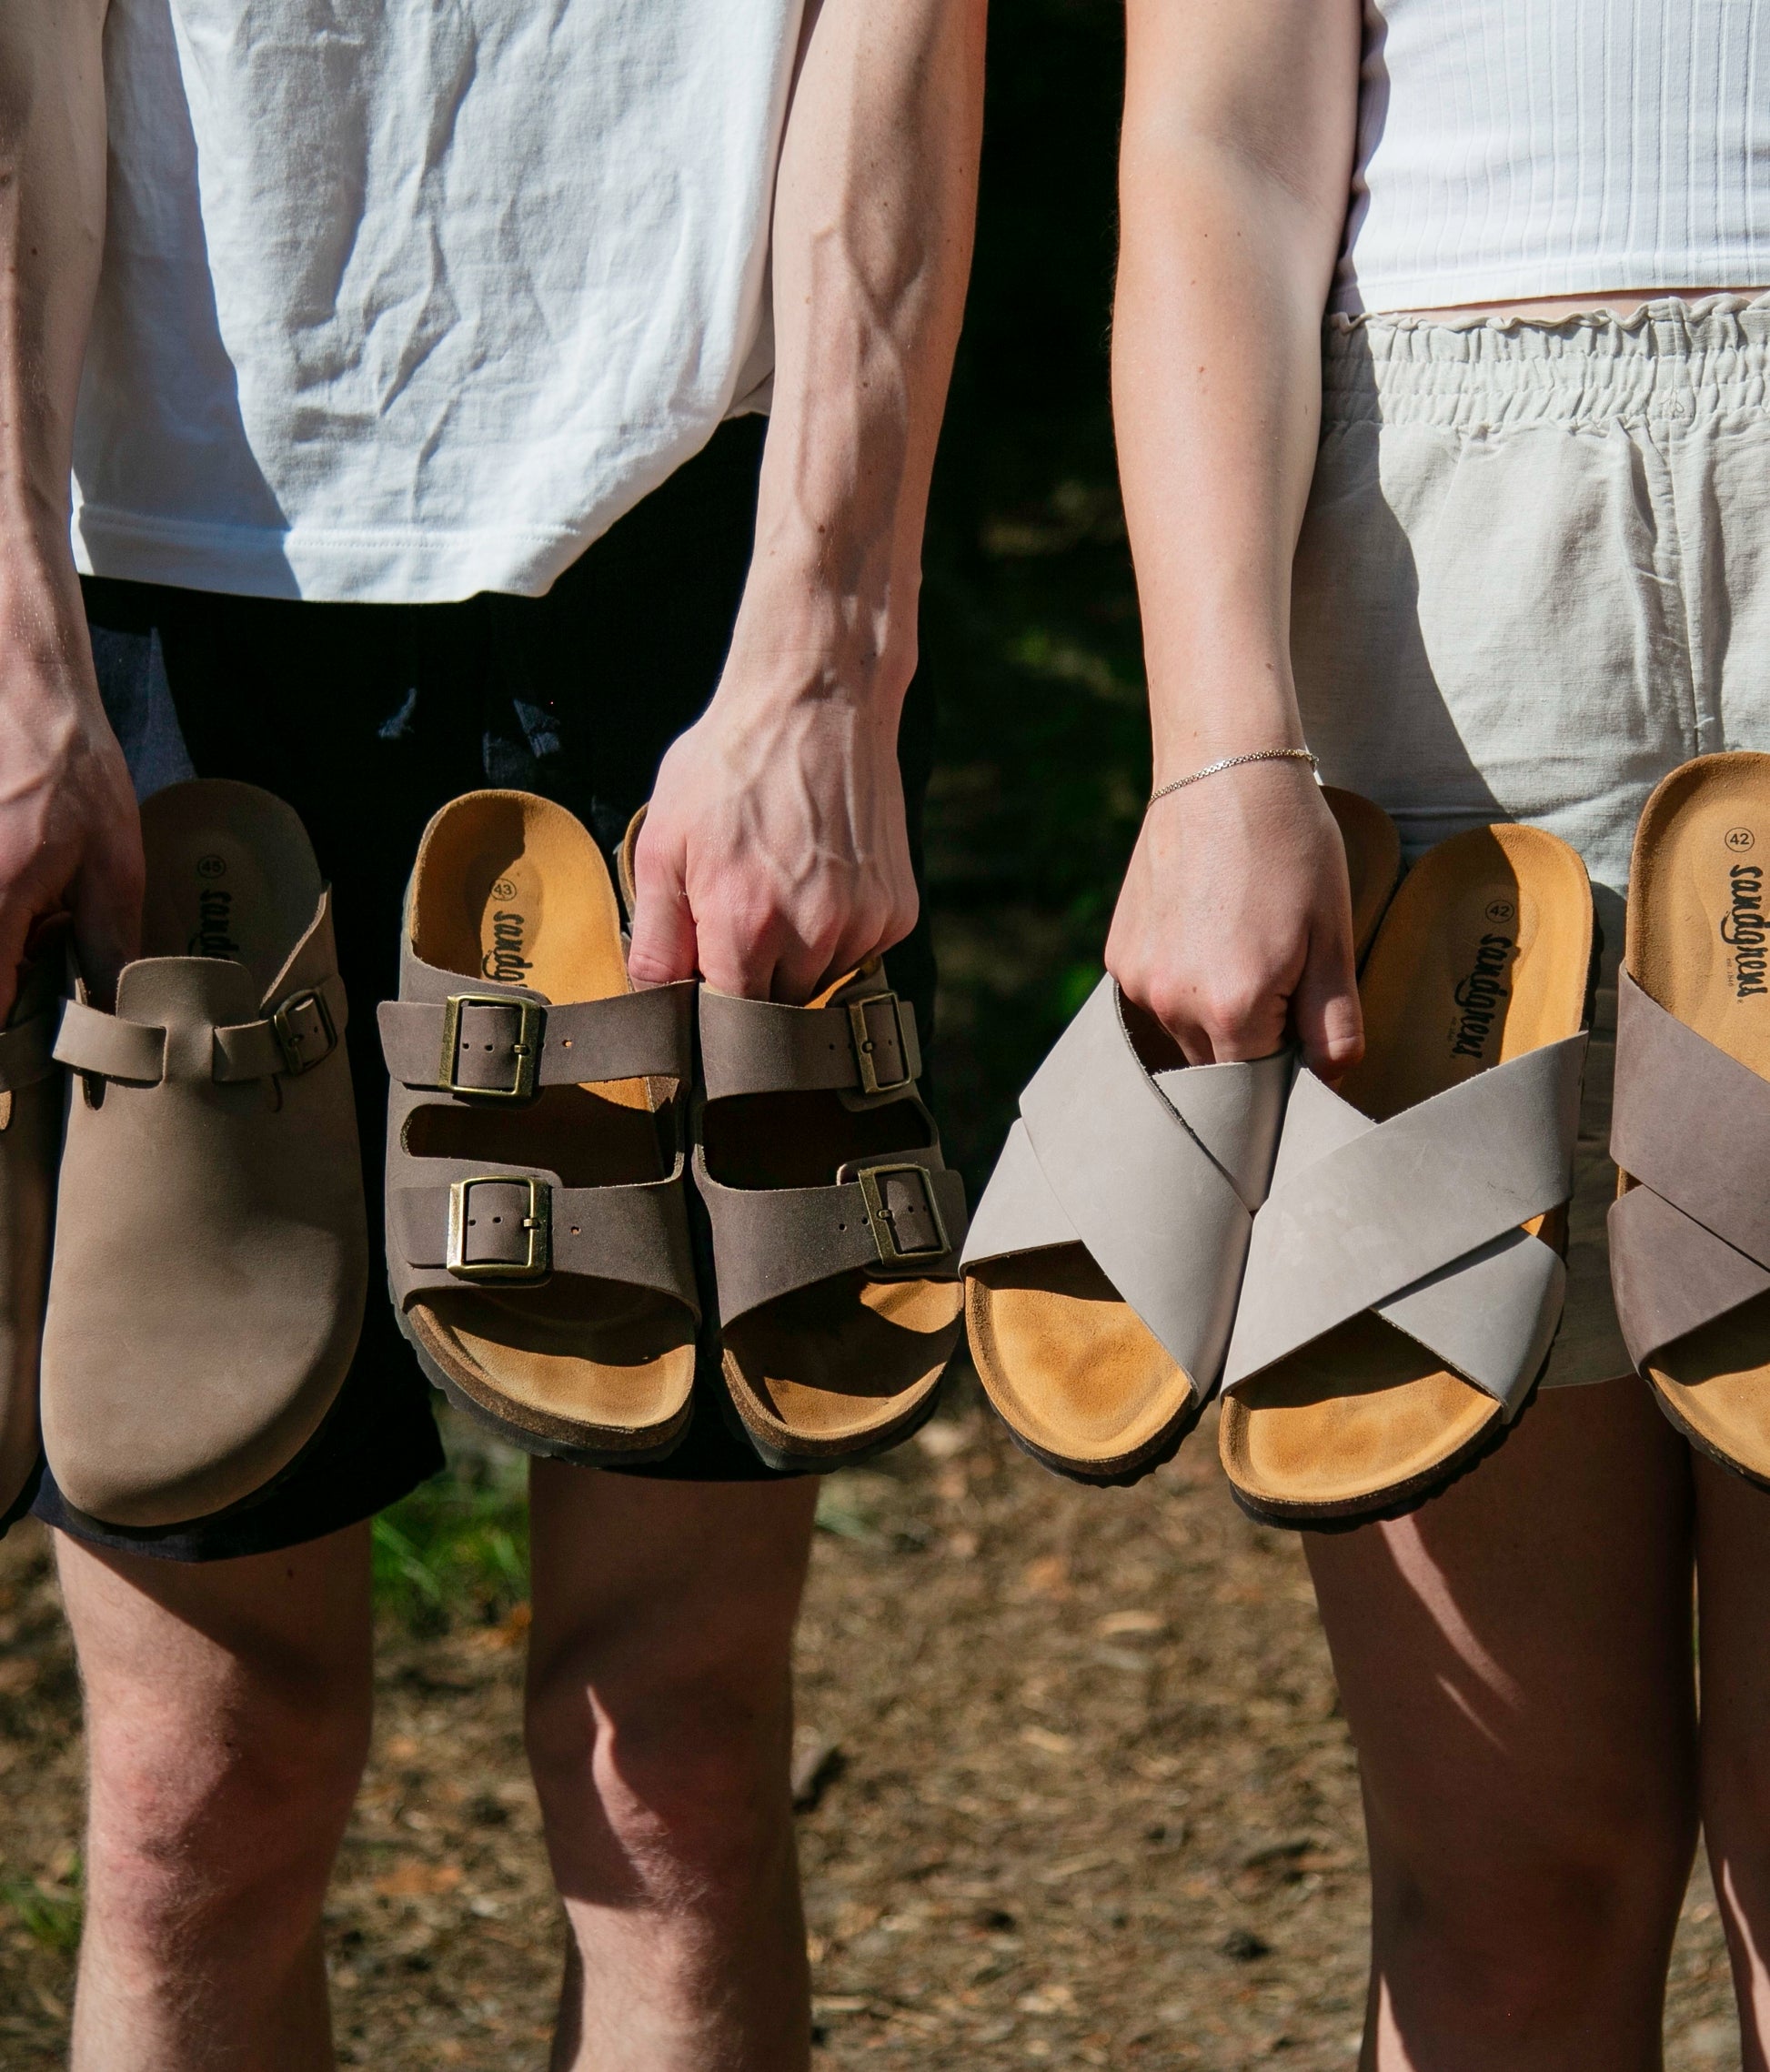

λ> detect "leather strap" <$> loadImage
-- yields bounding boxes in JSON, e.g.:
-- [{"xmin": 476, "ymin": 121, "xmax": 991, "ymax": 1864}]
[
  {"xmin": 698, "ymin": 987, "xmax": 920, "ymax": 1101},
  {"xmin": 697, "ymin": 1147, "xmax": 965, "ymax": 1324},
  {"xmin": 0, "ymin": 1008, "xmax": 59, "ymax": 1092},
  {"xmin": 1223, "ymin": 1035, "xmax": 1586, "ymax": 1412},
  {"xmin": 960, "ymin": 976, "xmax": 1290, "ymax": 1399},
  {"xmin": 378, "ymin": 981, "xmax": 692, "ymax": 1097},
  {"xmin": 388, "ymin": 1159, "xmax": 699, "ymax": 1315},
  {"xmin": 55, "ymin": 972, "xmax": 348, "ymax": 1086},
  {"xmin": 1608, "ymin": 969, "xmax": 1770, "ymax": 1368}
]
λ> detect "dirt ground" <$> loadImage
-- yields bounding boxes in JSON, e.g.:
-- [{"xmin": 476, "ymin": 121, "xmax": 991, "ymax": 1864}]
[{"xmin": 0, "ymin": 1384, "xmax": 1740, "ymax": 2069}]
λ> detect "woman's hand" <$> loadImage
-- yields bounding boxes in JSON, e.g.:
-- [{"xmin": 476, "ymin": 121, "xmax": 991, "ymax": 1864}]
[
  {"xmin": 1105, "ymin": 759, "xmax": 1362, "ymax": 1073},
  {"xmin": 626, "ymin": 683, "xmax": 917, "ymax": 1003}
]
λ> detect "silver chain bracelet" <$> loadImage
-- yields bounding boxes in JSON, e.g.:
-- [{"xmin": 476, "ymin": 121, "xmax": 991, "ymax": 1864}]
[{"xmin": 1147, "ymin": 747, "xmax": 1320, "ymax": 811}]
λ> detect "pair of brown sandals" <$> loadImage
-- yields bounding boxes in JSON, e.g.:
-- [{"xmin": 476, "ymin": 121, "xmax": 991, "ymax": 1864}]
[
  {"xmin": 382, "ymin": 790, "xmax": 967, "ymax": 1474},
  {"xmin": 0, "ymin": 780, "xmax": 967, "ymax": 1535},
  {"xmin": 967, "ymin": 754, "xmax": 1770, "ymax": 1527}
]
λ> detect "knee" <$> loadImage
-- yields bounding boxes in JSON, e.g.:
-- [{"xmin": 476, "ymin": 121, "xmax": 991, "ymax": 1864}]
[
  {"xmin": 89, "ymin": 1661, "xmax": 371, "ymax": 1923},
  {"xmin": 526, "ymin": 1644, "xmax": 794, "ymax": 1898},
  {"xmin": 1373, "ymin": 1771, "xmax": 1692, "ymax": 2020}
]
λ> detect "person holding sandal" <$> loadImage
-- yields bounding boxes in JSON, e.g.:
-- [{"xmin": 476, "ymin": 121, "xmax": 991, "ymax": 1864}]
[
  {"xmin": 1115, "ymin": 3, "xmax": 1770, "ymax": 2063},
  {"xmin": 1, "ymin": 3, "xmax": 983, "ymax": 2067}
]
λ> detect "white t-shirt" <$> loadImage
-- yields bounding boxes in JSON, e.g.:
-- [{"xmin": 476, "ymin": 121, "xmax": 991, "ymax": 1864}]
[{"xmin": 73, "ymin": 0, "xmax": 805, "ymax": 603}]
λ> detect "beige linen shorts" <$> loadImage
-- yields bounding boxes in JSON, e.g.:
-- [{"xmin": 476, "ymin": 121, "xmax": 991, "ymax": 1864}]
[{"xmin": 1292, "ymin": 295, "xmax": 1770, "ymax": 1389}]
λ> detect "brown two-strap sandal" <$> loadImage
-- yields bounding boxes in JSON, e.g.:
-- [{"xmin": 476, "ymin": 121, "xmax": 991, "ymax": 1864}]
[
  {"xmin": 692, "ymin": 972, "xmax": 970, "ymax": 1470},
  {"xmin": 381, "ymin": 790, "xmax": 699, "ymax": 1464},
  {"xmin": 0, "ymin": 936, "xmax": 66, "ymax": 1532},
  {"xmin": 41, "ymin": 780, "xmax": 367, "ymax": 1529},
  {"xmin": 1220, "ymin": 823, "xmax": 1594, "ymax": 1528},
  {"xmin": 1609, "ymin": 752, "xmax": 1770, "ymax": 1482},
  {"xmin": 960, "ymin": 787, "xmax": 1402, "ymax": 1486}
]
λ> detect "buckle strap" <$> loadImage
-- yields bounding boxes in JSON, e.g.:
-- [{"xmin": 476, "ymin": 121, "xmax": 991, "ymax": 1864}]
[
  {"xmin": 214, "ymin": 973, "xmax": 347, "ymax": 1081},
  {"xmin": 378, "ymin": 982, "xmax": 692, "ymax": 1101},
  {"xmin": 698, "ymin": 987, "xmax": 921, "ymax": 1101},
  {"xmin": 54, "ymin": 997, "xmax": 167, "ymax": 1084},
  {"xmin": 388, "ymin": 1163, "xmax": 699, "ymax": 1314},
  {"xmin": 695, "ymin": 1149, "xmax": 967, "ymax": 1325},
  {"xmin": 0, "ymin": 1007, "xmax": 60, "ymax": 1092},
  {"xmin": 54, "ymin": 972, "xmax": 347, "ymax": 1086}
]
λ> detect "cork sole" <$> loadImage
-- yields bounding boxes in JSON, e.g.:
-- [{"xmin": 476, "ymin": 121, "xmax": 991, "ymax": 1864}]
[
  {"xmin": 401, "ymin": 791, "xmax": 694, "ymax": 1453},
  {"xmin": 1627, "ymin": 754, "xmax": 1770, "ymax": 1479},
  {"xmin": 967, "ymin": 790, "xmax": 1403, "ymax": 1485},
  {"xmin": 1220, "ymin": 823, "xmax": 1592, "ymax": 1523}
]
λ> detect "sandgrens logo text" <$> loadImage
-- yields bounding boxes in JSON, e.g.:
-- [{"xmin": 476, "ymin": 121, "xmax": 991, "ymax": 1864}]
[
  {"xmin": 482, "ymin": 910, "xmax": 532, "ymax": 985},
  {"xmin": 1451, "ymin": 933, "xmax": 1514, "ymax": 1059},
  {"xmin": 1724, "ymin": 864, "xmax": 1769, "ymax": 999}
]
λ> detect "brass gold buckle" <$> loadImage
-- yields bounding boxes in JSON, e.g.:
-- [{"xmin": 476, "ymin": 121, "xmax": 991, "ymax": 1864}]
[
  {"xmin": 847, "ymin": 992, "xmax": 914, "ymax": 1097},
  {"xmin": 271, "ymin": 987, "xmax": 337, "ymax": 1076},
  {"xmin": 446, "ymin": 1175, "xmax": 552, "ymax": 1282},
  {"xmin": 439, "ymin": 994, "xmax": 541, "ymax": 1102},
  {"xmin": 854, "ymin": 1162, "xmax": 948, "ymax": 1267}
]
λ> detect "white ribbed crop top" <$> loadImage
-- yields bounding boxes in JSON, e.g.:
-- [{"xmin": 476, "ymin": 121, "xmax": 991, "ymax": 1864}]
[{"xmin": 1334, "ymin": 1, "xmax": 1770, "ymax": 315}]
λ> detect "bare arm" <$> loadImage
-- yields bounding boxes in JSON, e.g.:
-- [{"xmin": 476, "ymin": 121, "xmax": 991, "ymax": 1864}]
[
  {"xmin": 628, "ymin": 0, "xmax": 987, "ymax": 1001},
  {"xmin": 1110, "ymin": 0, "xmax": 1361, "ymax": 1068},
  {"xmin": 0, "ymin": 1, "xmax": 142, "ymax": 1011}
]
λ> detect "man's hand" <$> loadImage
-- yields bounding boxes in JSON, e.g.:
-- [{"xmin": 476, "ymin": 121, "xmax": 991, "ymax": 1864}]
[
  {"xmin": 628, "ymin": 676, "xmax": 916, "ymax": 1002},
  {"xmin": 0, "ymin": 570, "xmax": 142, "ymax": 1015},
  {"xmin": 625, "ymin": 0, "xmax": 983, "ymax": 1002},
  {"xmin": 0, "ymin": 1, "xmax": 143, "ymax": 1015}
]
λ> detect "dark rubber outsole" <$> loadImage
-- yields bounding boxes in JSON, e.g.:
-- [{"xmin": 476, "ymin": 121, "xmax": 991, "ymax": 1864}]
[{"xmin": 1644, "ymin": 1370, "xmax": 1770, "ymax": 1491}]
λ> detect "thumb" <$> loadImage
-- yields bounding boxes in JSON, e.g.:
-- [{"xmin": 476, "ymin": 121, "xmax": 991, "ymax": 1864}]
[
  {"xmin": 625, "ymin": 830, "xmax": 699, "ymax": 989},
  {"xmin": 1291, "ymin": 920, "xmax": 1363, "ymax": 1082}
]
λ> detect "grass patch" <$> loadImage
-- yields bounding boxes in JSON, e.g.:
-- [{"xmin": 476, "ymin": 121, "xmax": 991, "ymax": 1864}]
[
  {"xmin": 0, "ymin": 1867, "xmax": 82, "ymax": 1952},
  {"xmin": 372, "ymin": 1423, "xmax": 529, "ymax": 1636}
]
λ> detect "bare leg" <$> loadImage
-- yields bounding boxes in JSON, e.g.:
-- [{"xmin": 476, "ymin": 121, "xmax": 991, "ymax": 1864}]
[
  {"xmin": 57, "ymin": 1523, "xmax": 374, "ymax": 2072},
  {"xmin": 525, "ymin": 1466, "xmax": 820, "ymax": 2072},
  {"xmin": 1304, "ymin": 1380, "xmax": 1696, "ymax": 2071},
  {"xmin": 1691, "ymin": 1453, "xmax": 1770, "ymax": 2070}
]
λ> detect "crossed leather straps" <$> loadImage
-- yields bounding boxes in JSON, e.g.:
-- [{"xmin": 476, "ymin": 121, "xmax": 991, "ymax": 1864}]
[{"xmin": 1607, "ymin": 971, "xmax": 1770, "ymax": 1372}]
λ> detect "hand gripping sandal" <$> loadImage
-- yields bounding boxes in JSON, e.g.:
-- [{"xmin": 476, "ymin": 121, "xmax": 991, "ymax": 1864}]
[
  {"xmin": 380, "ymin": 790, "xmax": 699, "ymax": 1463},
  {"xmin": 0, "ymin": 939, "xmax": 66, "ymax": 1531},
  {"xmin": 1609, "ymin": 752, "xmax": 1770, "ymax": 1482},
  {"xmin": 960, "ymin": 787, "xmax": 1402, "ymax": 1485},
  {"xmin": 1219, "ymin": 823, "xmax": 1594, "ymax": 1528},
  {"xmin": 41, "ymin": 781, "xmax": 367, "ymax": 1530},
  {"xmin": 691, "ymin": 972, "xmax": 970, "ymax": 1470}
]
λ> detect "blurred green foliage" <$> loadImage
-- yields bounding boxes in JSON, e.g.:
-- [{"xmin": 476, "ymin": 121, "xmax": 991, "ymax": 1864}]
[
  {"xmin": 372, "ymin": 1435, "xmax": 528, "ymax": 1635},
  {"xmin": 1, "ymin": 1867, "xmax": 82, "ymax": 1953},
  {"xmin": 921, "ymin": 0, "xmax": 1143, "ymax": 1182}
]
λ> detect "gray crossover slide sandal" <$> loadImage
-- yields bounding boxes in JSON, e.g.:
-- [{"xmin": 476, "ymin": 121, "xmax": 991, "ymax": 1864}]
[
  {"xmin": 1219, "ymin": 824, "xmax": 1593, "ymax": 1528},
  {"xmin": 960, "ymin": 788, "xmax": 1401, "ymax": 1485}
]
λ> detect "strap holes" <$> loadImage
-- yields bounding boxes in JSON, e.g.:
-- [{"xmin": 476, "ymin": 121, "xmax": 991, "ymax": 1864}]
[
  {"xmin": 569, "ymin": 1224, "xmax": 581, "ymax": 1235},
  {"xmin": 562, "ymin": 1039, "xmax": 573, "ymax": 1050}
]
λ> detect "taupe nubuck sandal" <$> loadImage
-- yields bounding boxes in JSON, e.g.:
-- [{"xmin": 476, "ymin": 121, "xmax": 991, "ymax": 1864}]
[
  {"xmin": 41, "ymin": 780, "xmax": 367, "ymax": 1530},
  {"xmin": 960, "ymin": 787, "xmax": 1401, "ymax": 1487},
  {"xmin": 689, "ymin": 967, "xmax": 970, "ymax": 1470},
  {"xmin": 1220, "ymin": 823, "xmax": 1594, "ymax": 1529},
  {"xmin": 1609, "ymin": 753, "xmax": 1770, "ymax": 1484},
  {"xmin": 381, "ymin": 790, "xmax": 699, "ymax": 1463},
  {"xmin": 0, "ymin": 934, "xmax": 67, "ymax": 1531}
]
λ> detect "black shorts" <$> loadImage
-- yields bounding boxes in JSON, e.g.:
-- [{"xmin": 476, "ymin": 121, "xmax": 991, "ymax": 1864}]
[{"xmin": 33, "ymin": 417, "xmax": 939, "ymax": 1561}]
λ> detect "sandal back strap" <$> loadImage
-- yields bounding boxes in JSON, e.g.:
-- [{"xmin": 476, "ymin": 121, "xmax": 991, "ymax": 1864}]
[
  {"xmin": 1608, "ymin": 969, "xmax": 1770, "ymax": 1368},
  {"xmin": 1223, "ymin": 1034, "xmax": 1586, "ymax": 1411}
]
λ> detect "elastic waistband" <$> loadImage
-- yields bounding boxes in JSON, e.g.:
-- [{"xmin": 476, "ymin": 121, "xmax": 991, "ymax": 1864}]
[{"xmin": 1323, "ymin": 293, "xmax": 1770, "ymax": 429}]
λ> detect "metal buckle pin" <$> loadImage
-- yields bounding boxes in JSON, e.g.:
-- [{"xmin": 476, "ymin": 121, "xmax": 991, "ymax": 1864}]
[
  {"xmin": 446, "ymin": 1175, "xmax": 552, "ymax": 1282},
  {"xmin": 846, "ymin": 992, "xmax": 914, "ymax": 1098},
  {"xmin": 439, "ymin": 994, "xmax": 542, "ymax": 1102},
  {"xmin": 271, "ymin": 987, "xmax": 337, "ymax": 1076},
  {"xmin": 854, "ymin": 1162, "xmax": 948, "ymax": 1267}
]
